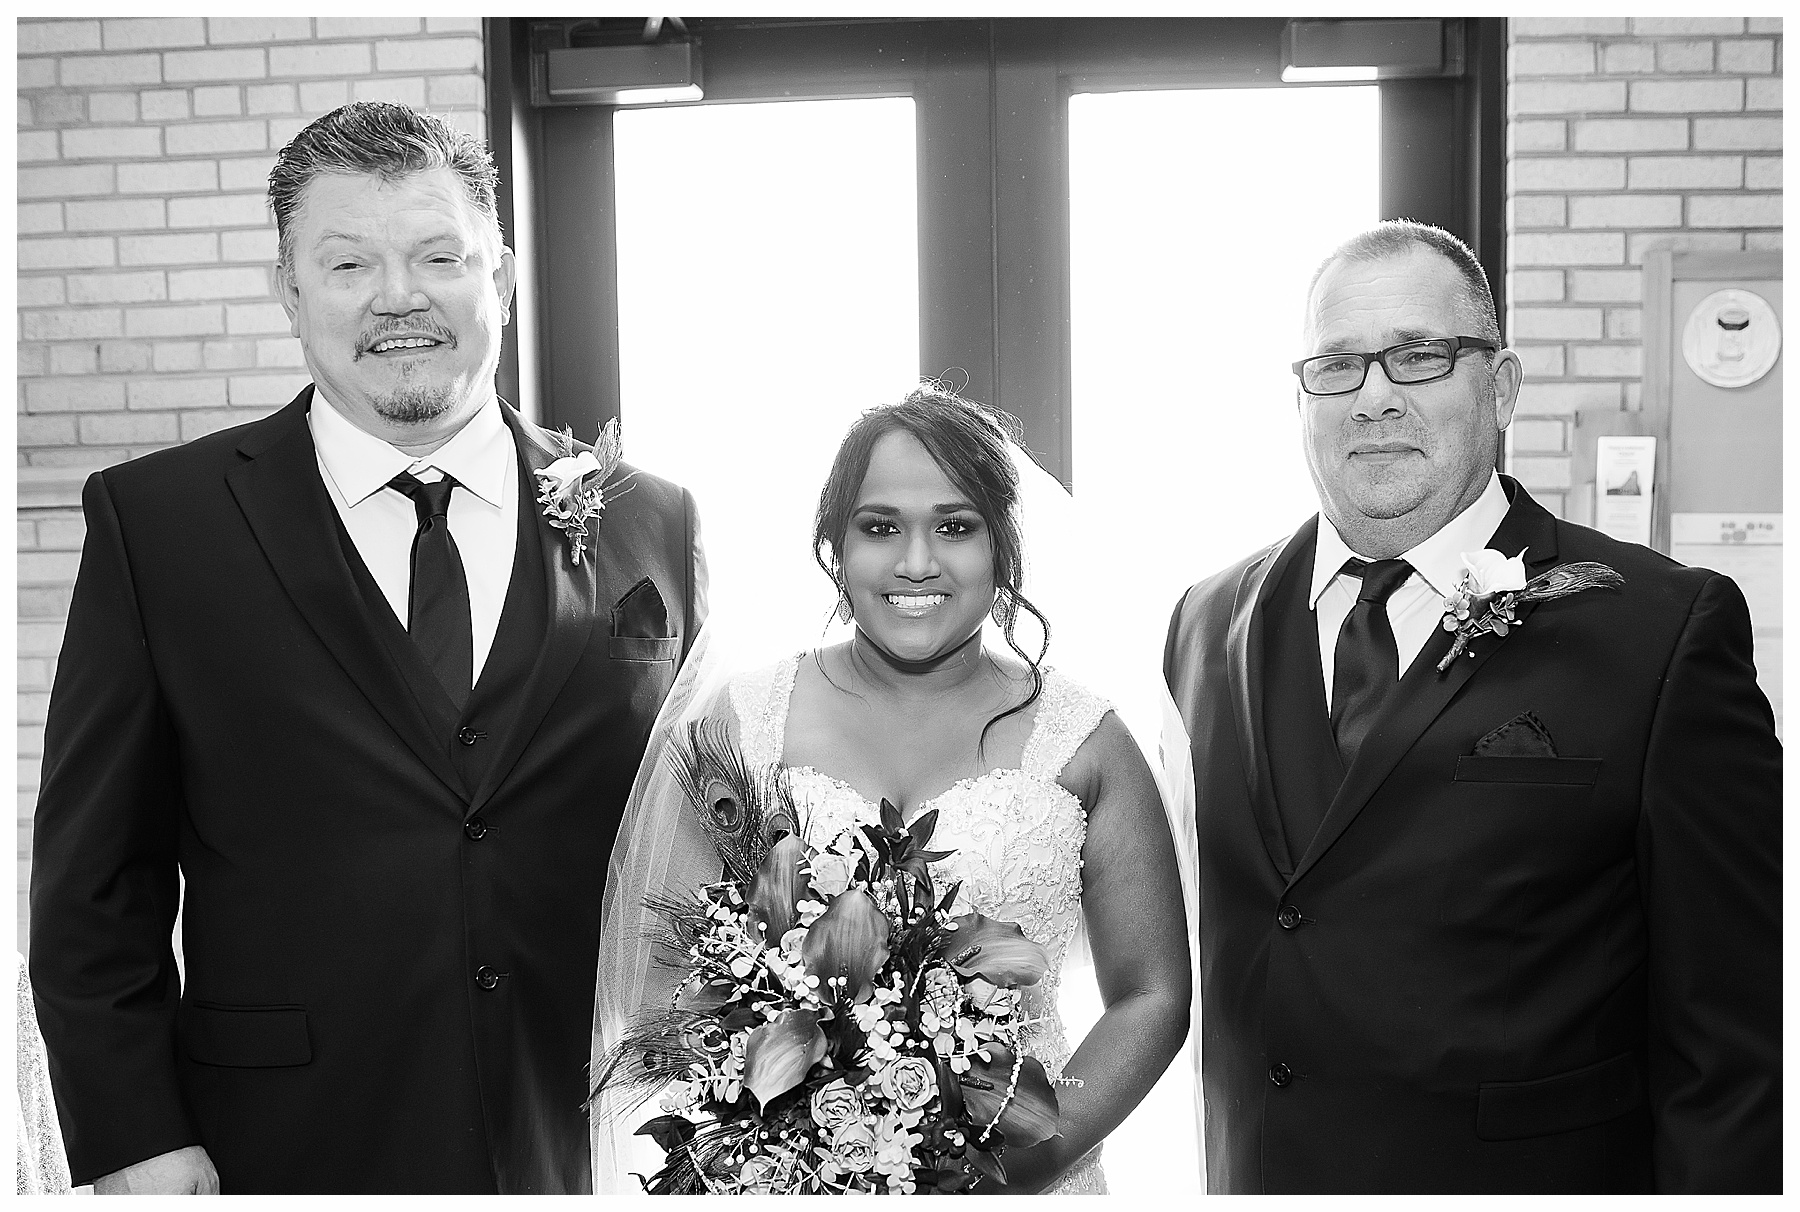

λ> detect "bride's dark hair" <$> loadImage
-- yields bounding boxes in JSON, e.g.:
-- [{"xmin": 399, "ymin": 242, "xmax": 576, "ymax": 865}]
[{"xmin": 813, "ymin": 380, "xmax": 1052, "ymax": 747}]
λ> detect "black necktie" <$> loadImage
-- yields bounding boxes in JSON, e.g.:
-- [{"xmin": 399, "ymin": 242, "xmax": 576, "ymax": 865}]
[
  {"xmin": 1330, "ymin": 557, "xmax": 1412, "ymax": 769},
  {"xmin": 388, "ymin": 471, "xmax": 473, "ymax": 710}
]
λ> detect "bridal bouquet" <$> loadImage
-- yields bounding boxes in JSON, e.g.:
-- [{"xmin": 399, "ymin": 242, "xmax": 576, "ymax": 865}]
[{"xmin": 593, "ymin": 721, "xmax": 1061, "ymax": 1194}]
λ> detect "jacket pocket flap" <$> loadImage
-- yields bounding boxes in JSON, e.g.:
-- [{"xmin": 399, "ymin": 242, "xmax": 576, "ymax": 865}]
[
  {"xmin": 608, "ymin": 634, "xmax": 679, "ymax": 662},
  {"xmin": 181, "ymin": 1003, "xmax": 311, "ymax": 1068},
  {"xmin": 1454, "ymin": 755, "xmax": 1602, "ymax": 785},
  {"xmin": 1476, "ymin": 1050, "xmax": 1644, "ymax": 1141}
]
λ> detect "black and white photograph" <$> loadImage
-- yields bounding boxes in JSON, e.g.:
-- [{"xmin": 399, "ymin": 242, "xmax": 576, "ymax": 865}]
[{"xmin": 13, "ymin": 15, "xmax": 1783, "ymax": 1196}]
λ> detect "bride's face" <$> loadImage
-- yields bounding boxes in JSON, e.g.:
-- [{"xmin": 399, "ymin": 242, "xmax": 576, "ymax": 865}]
[{"xmin": 841, "ymin": 430, "xmax": 997, "ymax": 662}]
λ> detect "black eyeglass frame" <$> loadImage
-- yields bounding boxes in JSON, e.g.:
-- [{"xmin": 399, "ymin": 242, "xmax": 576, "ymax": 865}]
[{"xmin": 1291, "ymin": 336, "xmax": 1499, "ymax": 396}]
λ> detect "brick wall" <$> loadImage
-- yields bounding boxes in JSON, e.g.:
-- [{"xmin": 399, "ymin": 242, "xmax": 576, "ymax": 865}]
[
  {"xmin": 16, "ymin": 17, "xmax": 488, "ymax": 949},
  {"xmin": 1504, "ymin": 16, "xmax": 1783, "ymax": 519}
]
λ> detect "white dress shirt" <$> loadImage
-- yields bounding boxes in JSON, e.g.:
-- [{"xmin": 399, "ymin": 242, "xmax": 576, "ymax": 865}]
[
  {"xmin": 308, "ymin": 392, "xmax": 519, "ymax": 682},
  {"xmin": 1311, "ymin": 471, "xmax": 1511, "ymax": 712}
]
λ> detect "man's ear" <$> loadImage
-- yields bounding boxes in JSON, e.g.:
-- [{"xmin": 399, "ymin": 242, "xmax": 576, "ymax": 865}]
[
  {"xmin": 1491, "ymin": 348, "xmax": 1522, "ymax": 432},
  {"xmin": 275, "ymin": 261, "xmax": 301, "ymax": 339},
  {"xmin": 494, "ymin": 246, "xmax": 517, "ymax": 326}
]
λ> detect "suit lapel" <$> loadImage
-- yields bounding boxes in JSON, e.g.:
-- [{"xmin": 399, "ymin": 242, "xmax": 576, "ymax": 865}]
[
  {"xmin": 465, "ymin": 406, "xmax": 603, "ymax": 815},
  {"xmin": 224, "ymin": 387, "xmax": 465, "ymax": 798},
  {"xmin": 1226, "ymin": 519, "xmax": 1319, "ymax": 878},
  {"xmin": 1288, "ymin": 479, "xmax": 1562, "ymax": 888}
]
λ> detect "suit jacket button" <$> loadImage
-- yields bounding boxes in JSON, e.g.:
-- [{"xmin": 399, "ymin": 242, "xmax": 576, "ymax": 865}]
[
  {"xmin": 475, "ymin": 966, "xmax": 500, "ymax": 990},
  {"xmin": 1269, "ymin": 1063, "xmax": 1292, "ymax": 1087},
  {"xmin": 1276, "ymin": 904, "xmax": 1302, "ymax": 930},
  {"xmin": 464, "ymin": 817, "xmax": 487, "ymax": 840},
  {"xmin": 457, "ymin": 726, "xmax": 481, "ymax": 746}
]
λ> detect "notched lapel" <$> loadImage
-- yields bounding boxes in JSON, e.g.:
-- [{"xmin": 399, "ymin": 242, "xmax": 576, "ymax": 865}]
[{"xmin": 223, "ymin": 388, "xmax": 466, "ymax": 798}]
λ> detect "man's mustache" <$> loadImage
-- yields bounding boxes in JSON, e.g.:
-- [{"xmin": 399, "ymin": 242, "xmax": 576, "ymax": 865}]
[{"xmin": 355, "ymin": 320, "xmax": 458, "ymax": 358}]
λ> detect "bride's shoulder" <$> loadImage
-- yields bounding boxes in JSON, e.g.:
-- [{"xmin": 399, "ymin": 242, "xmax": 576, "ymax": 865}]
[
  {"xmin": 722, "ymin": 651, "xmax": 807, "ymax": 721},
  {"xmin": 1036, "ymin": 664, "xmax": 1112, "ymax": 717}
]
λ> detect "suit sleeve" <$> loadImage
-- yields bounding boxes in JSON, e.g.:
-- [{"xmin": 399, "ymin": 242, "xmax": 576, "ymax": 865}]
[
  {"xmin": 1637, "ymin": 571, "xmax": 1781, "ymax": 1192},
  {"xmin": 679, "ymin": 486, "xmax": 707, "ymax": 663},
  {"xmin": 28, "ymin": 472, "xmax": 200, "ymax": 1186}
]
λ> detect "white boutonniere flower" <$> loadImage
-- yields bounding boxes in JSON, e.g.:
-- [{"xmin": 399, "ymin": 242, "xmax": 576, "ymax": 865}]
[
  {"xmin": 534, "ymin": 418, "xmax": 628, "ymax": 564},
  {"xmin": 1438, "ymin": 546, "xmax": 1625, "ymax": 672},
  {"xmin": 1459, "ymin": 547, "xmax": 1528, "ymax": 595}
]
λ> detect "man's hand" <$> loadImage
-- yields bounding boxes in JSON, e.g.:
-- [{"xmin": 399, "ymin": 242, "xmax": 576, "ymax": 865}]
[{"xmin": 93, "ymin": 1146, "xmax": 219, "ymax": 1194}]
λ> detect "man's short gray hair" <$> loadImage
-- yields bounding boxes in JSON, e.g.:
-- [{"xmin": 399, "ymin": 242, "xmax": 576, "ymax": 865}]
[
  {"xmin": 268, "ymin": 101, "xmax": 502, "ymax": 272},
  {"xmin": 1308, "ymin": 219, "xmax": 1501, "ymax": 348}
]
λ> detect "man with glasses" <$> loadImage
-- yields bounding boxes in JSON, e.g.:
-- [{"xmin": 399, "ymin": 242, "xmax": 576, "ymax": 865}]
[{"xmin": 1164, "ymin": 220, "xmax": 1779, "ymax": 1193}]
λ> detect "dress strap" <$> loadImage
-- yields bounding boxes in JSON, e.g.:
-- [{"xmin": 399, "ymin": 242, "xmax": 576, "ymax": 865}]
[
  {"xmin": 1020, "ymin": 667, "xmax": 1112, "ymax": 782},
  {"xmin": 728, "ymin": 652, "xmax": 803, "ymax": 767}
]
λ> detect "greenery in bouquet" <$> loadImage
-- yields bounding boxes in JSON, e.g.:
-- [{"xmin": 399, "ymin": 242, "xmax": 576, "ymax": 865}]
[{"xmin": 592, "ymin": 721, "xmax": 1062, "ymax": 1194}]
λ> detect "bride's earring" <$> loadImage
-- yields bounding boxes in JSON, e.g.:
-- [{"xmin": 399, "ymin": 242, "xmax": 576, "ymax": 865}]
[
  {"xmin": 990, "ymin": 587, "xmax": 1017, "ymax": 630},
  {"xmin": 835, "ymin": 584, "xmax": 854, "ymax": 624}
]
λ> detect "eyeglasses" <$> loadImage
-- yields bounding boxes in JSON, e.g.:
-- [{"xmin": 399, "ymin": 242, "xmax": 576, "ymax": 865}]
[{"xmin": 1291, "ymin": 337, "xmax": 1497, "ymax": 396}]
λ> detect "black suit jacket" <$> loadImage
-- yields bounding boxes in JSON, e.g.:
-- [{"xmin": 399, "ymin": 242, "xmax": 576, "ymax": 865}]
[
  {"xmin": 29, "ymin": 387, "xmax": 706, "ymax": 1193},
  {"xmin": 1164, "ymin": 478, "xmax": 1779, "ymax": 1193}
]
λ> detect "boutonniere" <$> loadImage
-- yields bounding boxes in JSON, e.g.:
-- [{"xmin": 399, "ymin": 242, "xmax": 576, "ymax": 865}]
[
  {"xmin": 535, "ymin": 418, "xmax": 628, "ymax": 564},
  {"xmin": 1437, "ymin": 547, "xmax": 1624, "ymax": 672}
]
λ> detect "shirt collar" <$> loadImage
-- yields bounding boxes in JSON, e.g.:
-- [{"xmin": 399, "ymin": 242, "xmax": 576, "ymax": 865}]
[
  {"xmin": 309, "ymin": 390, "xmax": 512, "ymax": 509},
  {"xmin": 1310, "ymin": 470, "xmax": 1510, "ymax": 608}
]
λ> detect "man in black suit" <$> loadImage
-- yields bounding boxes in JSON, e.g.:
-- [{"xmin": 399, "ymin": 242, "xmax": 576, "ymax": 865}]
[
  {"xmin": 30, "ymin": 102, "xmax": 705, "ymax": 1193},
  {"xmin": 1164, "ymin": 221, "xmax": 1779, "ymax": 1192}
]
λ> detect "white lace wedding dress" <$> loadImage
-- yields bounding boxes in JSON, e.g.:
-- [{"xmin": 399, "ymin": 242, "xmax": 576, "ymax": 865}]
[{"xmin": 730, "ymin": 653, "xmax": 1110, "ymax": 1194}]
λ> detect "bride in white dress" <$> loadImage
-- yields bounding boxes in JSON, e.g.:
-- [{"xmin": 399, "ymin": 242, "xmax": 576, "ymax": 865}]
[{"xmin": 595, "ymin": 385, "xmax": 1192, "ymax": 1194}]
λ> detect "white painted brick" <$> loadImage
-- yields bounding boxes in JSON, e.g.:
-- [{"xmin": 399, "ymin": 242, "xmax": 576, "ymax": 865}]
[
  {"xmin": 1510, "ymin": 41, "xmax": 1595, "ymax": 75},
  {"xmin": 81, "ymin": 412, "xmax": 181, "ymax": 444},
  {"xmin": 1654, "ymin": 40, "xmax": 1714, "ymax": 73},
  {"xmin": 1510, "ymin": 269, "xmax": 1565, "ymax": 302},
  {"xmin": 272, "ymin": 116, "xmax": 326, "ymax": 148},
  {"xmin": 1573, "ymin": 118, "xmax": 1688, "ymax": 152},
  {"xmin": 1513, "ymin": 345, "xmax": 1566, "ymax": 377},
  {"xmin": 246, "ymin": 84, "xmax": 298, "ymax": 115},
  {"xmin": 18, "ymin": 59, "xmax": 58, "ymax": 90},
  {"xmin": 426, "ymin": 18, "xmax": 483, "ymax": 34},
  {"xmin": 317, "ymin": 17, "xmax": 421, "ymax": 38},
  {"xmin": 168, "ymin": 193, "xmax": 269, "ymax": 228},
  {"xmin": 34, "ymin": 93, "xmax": 87, "ymax": 125},
  {"xmin": 1606, "ymin": 308, "xmax": 1642, "ymax": 341},
  {"xmin": 220, "ymin": 156, "xmax": 278, "ymax": 192},
  {"xmin": 202, "ymin": 340, "xmax": 258, "ymax": 371},
  {"xmin": 120, "ymin": 232, "xmax": 221, "ymax": 266},
  {"xmin": 119, "ymin": 159, "xmax": 218, "ymax": 194},
  {"xmin": 102, "ymin": 17, "xmax": 206, "ymax": 50},
  {"xmin": 181, "ymin": 410, "xmax": 257, "ymax": 441},
  {"xmin": 163, "ymin": 48, "xmax": 267, "ymax": 84},
  {"xmin": 429, "ymin": 75, "xmax": 486, "ymax": 109},
  {"xmin": 62, "ymin": 125, "xmax": 163, "ymax": 160},
  {"xmin": 1569, "ymin": 270, "xmax": 1643, "ymax": 303},
  {"xmin": 169, "ymin": 266, "xmax": 270, "ymax": 301},
  {"xmin": 18, "ymin": 131, "xmax": 60, "ymax": 163},
  {"xmin": 1513, "ymin": 381, "xmax": 1622, "ymax": 415},
  {"xmin": 22, "ymin": 309, "xmax": 124, "ymax": 341},
  {"xmin": 65, "ymin": 197, "xmax": 167, "ymax": 232},
  {"xmin": 19, "ymin": 415, "xmax": 77, "ymax": 446},
  {"xmin": 1744, "ymin": 79, "xmax": 1782, "ymax": 112},
  {"xmin": 193, "ymin": 86, "xmax": 244, "ymax": 118},
  {"xmin": 18, "ymin": 346, "xmax": 53, "ymax": 379},
  {"xmin": 30, "ymin": 447, "xmax": 132, "ymax": 468},
  {"xmin": 256, "ymin": 337, "xmax": 306, "ymax": 368},
  {"xmin": 354, "ymin": 76, "xmax": 428, "ymax": 108},
  {"xmin": 1627, "ymin": 155, "xmax": 1742, "ymax": 189},
  {"xmin": 1693, "ymin": 117, "xmax": 1783, "ymax": 150},
  {"xmin": 67, "ymin": 271, "xmax": 168, "ymax": 306},
  {"xmin": 18, "ymin": 236, "xmax": 115, "ymax": 270},
  {"xmin": 221, "ymin": 228, "xmax": 279, "ymax": 262},
  {"xmin": 1512, "ymin": 18, "xmax": 1629, "ymax": 37},
  {"xmin": 1511, "ymin": 157, "xmax": 1626, "ymax": 191},
  {"xmin": 18, "ymin": 21, "xmax": 102, "ymax": 55},
  {"xmin": 1600, "ymin": 42, "xmax": 1656, "ymax": 74},
  {"xmin": 100, "ymin": 342, "xmax": 154, "ymax": 373},
  {"xmin": 1571, "ymin": 345, "xmax": 1641, "ymax": 377},
  {"xmin": 1569, "ymin": 193, "xmax": 1682, "ymax": 229},
  {"xmin": 1746, "ymin": 18, "xmax": 1782, "ymax": 34},
  {"xmin": 1744, "ymin": 231, "xmax": 1783, "ymax": 251},
  {"xmin": 208, "ymin": 18, "xmax": 315, "ymax": 44},
  {"xmin": 1512, "ymin": 307, "xmax": 1605, "ymax": 341},
  {"xmin": 1509, "ymin": 195, "xmax": 1567, "ymax": 228},
  {"xmin": 1688, "ymin": 194, "xmax": 1783, "ymax": 228},
  {"xmin": 49, "ymin": 344, "xmax": 98, "ymax": 376},
  {"xmin": 140, "ymin": 90, "xmax": 191, "ymax": 122},
  {"xmin": 1508, "ymin": 418, "xmax": 1567, "ymax": 454},
  {"xmin": 299, "ymin": 80, "xmax": 350, "ymax": 113},
  {"xmin": 23, "ymin": 378, "xmax": 126, "ymax": 413},
  {"xmin": 153, "ymin": 342, "xmax": 204, "ymax": 372},
  {"xmin": 166, "ymin": 119, "xmax": 267, "ymax": 156},
  {"xmin": 126, "ymin": 377, "xmax": 228, "ymax": 411},
  {"xmin": 124, "ymin": 304, "xmax": 226, "ymax": 338},
  {"xmin": 17, "ymin": 203, "xmax": 64, "ymax": 235},
  {"xmin": 18, "ymin": 277, "xmax": 67, "ymax": 307},
  {"xmin": 270, "ymin": 43, "xmax": 373, "ymax": 79},
  {"xmin": 1511, "ymin": 231, "xmax": 1626, "ymax": 266},
  {"xmin": 60, "ymin": 54, "xmax": 163, "ymax": 88},
  {"xmin": 376, "ymin": 37, "xmax": 483, "ymax": 74},
  {"xmin": 1631, "ymin": 79, "xmax": 1744, "ymax": 114},
  {"xmin": 1627, "ymin": 231, "xmax": 1743, "ymax": 262},
  {"xmin": 226, "ymin": 302, "xmax": 291, "ymax": 335},
  {"xmin": 1631, "ymin": 18, "xmax": 1744, "ymax": 36},
  {"xmin": 88, "ymin": 93, "xmax": 139, "ymax": 124},
  {"xmin": 229, "ymin": 373, "xmax": 311, "ymax": 406},
  {"xmin": 1512, "ymin": 80, "xmax": 1627, "ymax": 115},
  {"xmin": 1509, "ymin": 456, "xmax": 1573, "ymax": 490},
  {"xmin": 1744, "ymin": 156, "xmax": 1781, "ymax": 190}
]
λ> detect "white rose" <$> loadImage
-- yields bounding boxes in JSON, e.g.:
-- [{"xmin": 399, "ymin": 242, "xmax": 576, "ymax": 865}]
[
  {"xmin": 808, "ymin": 851, "xmax": 856, "ymax": 898},
  {"xmin": 1460, "ymin": 548, "xmax": 1527, "ymax": 596}
]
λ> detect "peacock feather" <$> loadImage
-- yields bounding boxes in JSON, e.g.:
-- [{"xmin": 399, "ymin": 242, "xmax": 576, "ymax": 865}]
[{"xmin": 665, "ymin": 719, "xmax": 802, "ymax": 883}]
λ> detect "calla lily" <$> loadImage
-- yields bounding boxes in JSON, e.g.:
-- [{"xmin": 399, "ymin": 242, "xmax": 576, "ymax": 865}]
[
  {"xmin": 948, "ymin": 912, "xmax": 1049, "ymax": 987},
  {"xmin": 747, "ymin": 832, "xmax": 812, "ymax": 944},
  {"xmin": 958, "ymin": 1044, "xmax": 1061, "ymax": 1148},
  {"xmin": 543, "ymin": 450, "xmax": 604, "ymax": 490},
  {"xmin": 802, "ymin": 888, "xmax": 892, "ymax": 1003},
  {"xmin": 741, "ymin": 1007, "xmax": 827, "ymax": 1110}
]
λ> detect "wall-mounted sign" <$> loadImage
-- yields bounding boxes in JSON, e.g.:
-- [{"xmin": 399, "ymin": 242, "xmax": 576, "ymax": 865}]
[
  {"xmin": 1595, "ymin": 435, "xmax": 1656, "ymax": 547},
  {"xmin": 1682, "ymin": 288, "xmax": 1781, "ymax": 389}
]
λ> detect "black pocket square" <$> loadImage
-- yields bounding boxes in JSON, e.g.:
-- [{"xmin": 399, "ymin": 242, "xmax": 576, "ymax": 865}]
[
  {"xmin": 612, "ymin": 577, "xmax": 672, "ymax": 639},
  {"xmin": 1475, "ymin": 711, "xmax": 1559, "ymax": 758}
]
